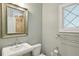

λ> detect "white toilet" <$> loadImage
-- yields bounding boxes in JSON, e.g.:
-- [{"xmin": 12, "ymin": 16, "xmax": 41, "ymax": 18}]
[{"xmin": 32, "ymin": 44, "xmax": 45, "ymax": 56}]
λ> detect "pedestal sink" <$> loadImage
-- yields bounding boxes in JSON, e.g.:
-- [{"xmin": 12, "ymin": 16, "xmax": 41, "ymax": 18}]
[{"xmin": 2, "ymin": 43, "xmax": 33, "ymax": 56}]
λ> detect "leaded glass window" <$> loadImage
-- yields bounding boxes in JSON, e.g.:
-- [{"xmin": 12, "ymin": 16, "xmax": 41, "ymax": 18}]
[{"xmin": 64, "ymin": 4, "xmax": 79, "ymax": 28}]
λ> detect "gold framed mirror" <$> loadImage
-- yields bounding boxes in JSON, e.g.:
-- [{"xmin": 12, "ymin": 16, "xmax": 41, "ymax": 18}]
[{"xmin": 1, "ymin": 3, "xmax": 28, "ymax": 38}]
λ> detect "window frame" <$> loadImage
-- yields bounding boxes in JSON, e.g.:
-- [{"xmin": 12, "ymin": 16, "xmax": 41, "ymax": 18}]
[{"xmin": 59, "ymin": 3, "xmax": 79, "ymax": 33}]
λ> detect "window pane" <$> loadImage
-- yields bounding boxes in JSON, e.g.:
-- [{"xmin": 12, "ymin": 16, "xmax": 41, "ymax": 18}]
[
  {"xmin": 72, "ymin": 17, "xmax": 79, "ymax": 27},
  {"xmin": 72, "ymin": 6, "xmax": 79, "ymax": 15},
  {"xmin": 63, "ymin": 4, "xmax": 79, "ymax": 28},
  {"xmin": 65, "ymin": 4, "xmax": 77, "ymax": 11}
]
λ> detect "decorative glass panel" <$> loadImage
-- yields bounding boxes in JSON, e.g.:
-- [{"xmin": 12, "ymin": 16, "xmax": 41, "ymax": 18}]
[{"xmin": 64, "ymin": 4, "xmax": 79, "ymax": 28}]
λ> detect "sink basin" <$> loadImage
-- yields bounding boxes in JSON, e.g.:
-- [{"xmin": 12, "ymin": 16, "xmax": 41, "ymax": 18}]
[
  {"xmin": 10, "ymin": 44, "xmax": 25, "ymax": 51},
  {"xmin": 10, "ymin": 46, "xmax": 22, "ymax": 51},
  {"xmin": 2, "ymin": 43, "xmax": 33, "ymax": 56}
]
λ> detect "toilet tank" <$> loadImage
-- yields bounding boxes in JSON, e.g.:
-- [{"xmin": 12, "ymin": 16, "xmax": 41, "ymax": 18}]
[{"xmin": 32, "ymin": 44, "xmax": 41, "ymax": 56}]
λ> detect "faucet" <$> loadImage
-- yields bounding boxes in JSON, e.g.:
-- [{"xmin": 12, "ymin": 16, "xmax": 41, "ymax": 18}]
[{"xmin": 15, "ymin": 37, "xmax": 18, "ymax": 45}]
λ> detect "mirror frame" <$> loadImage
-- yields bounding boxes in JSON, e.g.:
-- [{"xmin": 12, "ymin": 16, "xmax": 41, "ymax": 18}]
[{"xmin": 1, "ymin": 3, "xmax": 28, "ymax": 38}]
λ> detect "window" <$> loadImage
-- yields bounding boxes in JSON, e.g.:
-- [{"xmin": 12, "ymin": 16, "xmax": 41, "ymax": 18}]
[{"xmin": 59, "ymin": 3, "xmax": 79, "ymax": 32}]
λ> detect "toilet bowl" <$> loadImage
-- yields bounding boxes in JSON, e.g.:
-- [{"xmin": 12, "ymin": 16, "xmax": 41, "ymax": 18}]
[{"xmin": 32, "ymin": 44, "xmax": 45, "ymax": 56}]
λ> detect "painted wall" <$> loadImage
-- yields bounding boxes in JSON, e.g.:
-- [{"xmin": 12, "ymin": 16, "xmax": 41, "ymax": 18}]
[
  {"xmin": 0, "ymin": 3, "xmax": 78, "ymax": 56},
  {"xmin": 0, "ymin": 3, "xmax": 42, "ymax": 55},
  {"xmin": 58, "ymin": 33, "xmax": 79, "ymax": 56},
  {"xmin": 42, "ymin": 3, "xmax": 60, "ymax": 56},
  {"xmin": 42, "ymin": 3, "xmax": 79, "ymax": 56}
]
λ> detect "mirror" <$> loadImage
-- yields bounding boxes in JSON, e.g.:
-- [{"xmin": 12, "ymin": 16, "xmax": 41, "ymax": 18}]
[
  {"xmin": 7, "ymin": 6, "xmax": 25, "ymax": 34},
  {"xmin": 1, "ymin": 3, "xmax": 28, "ymax": 38}
]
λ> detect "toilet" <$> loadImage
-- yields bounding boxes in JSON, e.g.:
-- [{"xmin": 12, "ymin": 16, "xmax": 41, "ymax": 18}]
[{"xmin": 32, "ymin": 44, "xmax": 45, "ymax": 56}]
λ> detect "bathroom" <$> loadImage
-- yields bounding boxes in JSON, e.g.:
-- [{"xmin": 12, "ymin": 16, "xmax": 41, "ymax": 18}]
[{"xmin": 0, "ymin": 2, "xmax": 79, "ymax": 57}]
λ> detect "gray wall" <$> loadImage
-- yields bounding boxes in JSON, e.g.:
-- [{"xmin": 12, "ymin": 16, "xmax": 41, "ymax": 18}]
[
  {"xmin": 58, "ymin": 33, "xmax": 79, "ymax": 56},
  {"xmin": 1, "ymin": 3, "xmax": 78, "ymax": 56},
  {"xmin": 0, "ymin": 3, "xmax": 42, "ymax": 55},
  {"xmin": 42, "ymin": 3, "xmax": 59, "ymax": 56},
  {"xmin": 42, "ymin": 3, "xmax": 79, "ymax": 56}
]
